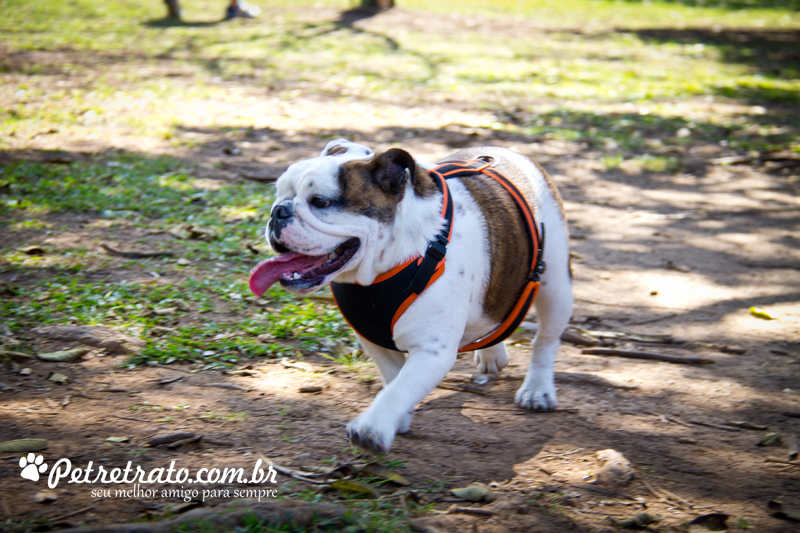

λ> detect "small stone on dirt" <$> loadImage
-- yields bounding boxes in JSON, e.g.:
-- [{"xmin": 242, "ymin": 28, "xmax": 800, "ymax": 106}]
[
  {"xmin": 595, "ymin": 449, "xmax": 634, "ymax": 485},
  {"xmin": 451, "ymin": 485, "xmax": 496, "ymax": 503},
  {"xmin": 47, "ymin": 372, "xmax": 69, "ymax": 385}
]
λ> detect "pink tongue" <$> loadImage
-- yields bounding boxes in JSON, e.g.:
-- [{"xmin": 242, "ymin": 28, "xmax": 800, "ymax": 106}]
[{"xmin": 249, "ymin": 253, "xmax": 326, "ymax": 296}]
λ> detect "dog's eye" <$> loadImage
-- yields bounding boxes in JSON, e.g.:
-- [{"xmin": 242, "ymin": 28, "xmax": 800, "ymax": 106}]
[{"xmin": 310, "ymin": 196, "xmax": 331, "ymax": 208}]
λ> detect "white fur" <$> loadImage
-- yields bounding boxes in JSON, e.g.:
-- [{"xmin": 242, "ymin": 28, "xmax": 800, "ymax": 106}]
[{"xmin": 268, "ymin": 142, "xmax": 573, "ymax": 453}]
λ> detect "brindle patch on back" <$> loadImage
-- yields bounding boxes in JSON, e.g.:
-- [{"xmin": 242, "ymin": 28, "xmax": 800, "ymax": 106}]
[
  {"xmin": 458, "ymin": 175, "xmax": 531, "ymax": 323},
  {"xmin": 440, "ymin": 148, "xmax": 558, "ymax": 323},
  {"xmin": 337, "ymin": 151, "xmax": 439, "ymax": 225}
]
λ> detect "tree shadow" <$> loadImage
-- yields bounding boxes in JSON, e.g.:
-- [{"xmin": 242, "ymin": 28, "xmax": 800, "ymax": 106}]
[
  {"xmin": 628, "ymin": 27, "xmax": 800, "ymax": 84},
  {"xmin": 143, "ymin": 17, "xmax": 226, "ymax": 28},
  {"xmin": 613, "ymin": 0, "xmax": 800, "ymax": 10}
]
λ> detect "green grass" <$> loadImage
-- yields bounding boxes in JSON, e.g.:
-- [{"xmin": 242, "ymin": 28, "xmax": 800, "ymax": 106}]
[{"xmin": 0, "ymin": 152, "xmax": 355, "ymax": 367}]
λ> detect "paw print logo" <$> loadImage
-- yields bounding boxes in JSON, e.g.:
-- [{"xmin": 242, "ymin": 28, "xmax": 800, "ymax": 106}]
[{"xmin": 19, "ymin": 453, "xmax": 48, "ymax": 482}]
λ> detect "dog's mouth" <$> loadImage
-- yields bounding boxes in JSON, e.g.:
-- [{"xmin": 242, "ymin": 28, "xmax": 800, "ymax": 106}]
[{"xmin": 249, "ymin": 237, "xmax": 360, "ymax": 296}]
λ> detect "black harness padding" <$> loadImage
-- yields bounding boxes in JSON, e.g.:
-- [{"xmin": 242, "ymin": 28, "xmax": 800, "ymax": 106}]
[{"xmin": 331, "ymin": 159, "xmax": 544, "ymax": 352}]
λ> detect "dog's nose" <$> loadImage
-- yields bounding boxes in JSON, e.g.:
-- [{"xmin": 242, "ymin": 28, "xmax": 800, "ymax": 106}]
[
  {"xmin": 272, "ymin": 201, "xmax": 293, "ymax": 220},
  {"xmin": 268, "ymin": 200, "xmax": 294, "ymax": 253}
]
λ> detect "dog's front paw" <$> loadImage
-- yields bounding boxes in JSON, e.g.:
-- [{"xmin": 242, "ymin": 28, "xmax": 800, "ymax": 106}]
[
  {"xmin": 346, "ymin": 415, "xmax": 396, "ymax": 453},
  {"xmin": 474, "ymin": 345, "xmax": 509, "ymax": 374},
  {"xmin": 515, "ymin": 375, "xmax": 558, "ymax": 410}
]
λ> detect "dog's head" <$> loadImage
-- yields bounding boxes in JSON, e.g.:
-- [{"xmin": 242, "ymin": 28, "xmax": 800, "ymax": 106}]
[{"xmin": 250, "ymin": 140, "xmax": 437, "ymax": 296}]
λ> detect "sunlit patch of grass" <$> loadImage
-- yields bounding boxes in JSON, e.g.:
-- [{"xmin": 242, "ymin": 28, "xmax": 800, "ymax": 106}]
[
  {"xmin": 638, "ymin": 154, "xmax": 681, "ymax": 173},
  {"xmin": 404, "ymin": 0, "xmax": 800, "ymax": 27},
  {"xmin": 8, "ymin": 219, "xmax": 55, "ymax": 231},
  {"xmin": 601, "ymin": 154, "xmax": 625, "ymax": 170}
]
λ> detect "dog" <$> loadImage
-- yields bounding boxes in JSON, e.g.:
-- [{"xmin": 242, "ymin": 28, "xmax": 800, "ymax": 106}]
[{"xmin": 250, "ymin": 140, "xmax": 572, "ymax": 453}]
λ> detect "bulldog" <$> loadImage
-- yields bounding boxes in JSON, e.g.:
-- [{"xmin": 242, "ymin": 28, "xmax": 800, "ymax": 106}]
[{"xmin": 250, "ymin": 140, "xmax": 572, "ymax": 453}]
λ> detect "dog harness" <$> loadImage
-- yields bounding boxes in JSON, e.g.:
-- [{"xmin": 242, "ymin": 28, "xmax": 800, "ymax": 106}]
[{"xmin": 330, "ymin": 158, "xmax": 545, "ymax": 352}]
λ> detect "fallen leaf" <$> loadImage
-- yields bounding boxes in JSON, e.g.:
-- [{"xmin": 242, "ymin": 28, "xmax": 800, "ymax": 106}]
[
  {"xmin": 169, "ymin": 224, "xmax": 218, "ymax": 241},
  {"xmin": 720, "ymin": 345, "xmax": 747, "ymax": 355},
  {"xmin": 301, "ymin": 464, "xmax": 339, "ymax": 474},
  {"xmin": 172, "ymin": 299, "xmax": 191, "ymax": 311},
  {"xmin": 33, "ymin": 490, "xmax": 57, "ymax": 503},
  {"xmin": 106, "ymin": 436, "xmax": 130, "ymax": 443},
  {"xmin": 19, "ymin": 245, "xmax": 45, "ymax": 255},
  {"xmin": 48, "ymin": 372, "xmax": 69, "ymax": 385},
  {"xmin": 358, "ymin": 462, "xmax": 411, "ymax": 486},
  {"xmin": 227, "ymin": 369, "xmax": 256, "ymax": 377},
  {"xmin": 727, "ymin": 421, "xmax": 768, "ymax": 430},
  {"xmin": 299, "ymin": 386, "xmax": 323, "ymax": 393},
  {"xmin": 331, "ymin": 479, "xmax": 380, "ymax": 498},
  {"xmin": 167, "ymin": 435, "xmax": 202, "ymax": 449},
  {"xmin": 759, "ymin": 433, "xmax": 782, "ymax": 446},
  {"xmin": 150, "ymin": 433, "xmax": 197, "ymax": 447},
  {"xmin": 616, "ymin": 512, "xmax": 658, "ymax": 529},
  {"xmin": 750, "ymin": 306, "xmax": 777, "ymax": 320},
  {"xmin": 36, "ymin": 348, "xmax": 89, "ymax": 362},
  {"xmin": 0, "ymin": 439, "xmax": 48, "ymax": 453},
  {"xmin": 19, "ymin": 368, "xmax": 32, "ymax": 376},
  {"xmin": 687, "ymin": 513, "xmax": 729, "ymax": 532},
  {"xmin": 202, "ymin": 382, "xmax": 249, "ymax": 391},
  {"xmin": 281, "ymin": 359, "xmax": 313, "ymax": 372},
  {"xmin": 451, "ymin": 485, "xmax": 496, "ymax": 503},
  {"xmin": 0, "ymin": 350, "xmax": 35, "ymax": 361}
]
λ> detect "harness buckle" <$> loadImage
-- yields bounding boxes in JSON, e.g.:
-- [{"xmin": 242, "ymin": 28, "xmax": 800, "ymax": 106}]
[
  {"xmin": 427, "ymin": 234, "xmax": 447, "ymax": 262},
  {"xmin": 531, "ymin": 260, "xmax": 546, "ymax": 282}
]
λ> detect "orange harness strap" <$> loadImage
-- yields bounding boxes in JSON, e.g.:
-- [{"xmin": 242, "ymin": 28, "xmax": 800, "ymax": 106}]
[
  {"xmin": 330, "ymin": 159, "xmax": 545, "ymax": 353},
  {"xmin": 433, "ymin": 159, "xmax": 545, "ymax": 353}
]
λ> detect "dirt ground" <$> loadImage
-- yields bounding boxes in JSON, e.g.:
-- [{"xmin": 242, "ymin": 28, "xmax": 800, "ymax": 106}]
[{"xmin": 2, "ymin": 6, "xmax": 800, "ymax": 533}]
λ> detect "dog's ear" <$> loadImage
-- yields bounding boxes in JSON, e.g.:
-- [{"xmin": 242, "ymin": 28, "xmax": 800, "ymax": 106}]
[
  {"xmin": 370, "ymin": 148, "xmax": 416, "ymax": 197},
  {"xmin": 325, "ymin": 144, "xmax": 348, "ymax": 156}
]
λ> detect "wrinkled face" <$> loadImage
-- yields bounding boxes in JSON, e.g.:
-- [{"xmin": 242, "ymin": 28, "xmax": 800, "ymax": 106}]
[{"xmin": 252, "ymin": 140, "xmax": 419, "ymax": 295}]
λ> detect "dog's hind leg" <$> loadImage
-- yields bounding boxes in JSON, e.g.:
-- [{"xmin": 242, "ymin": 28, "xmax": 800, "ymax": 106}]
[
  {"xmin": 515, "ymin": 262, "xmax": 573, "ymax": 410},
  {"xmin": 474, "ymin": 343, "xmax": 509, "ymax": 374}
]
